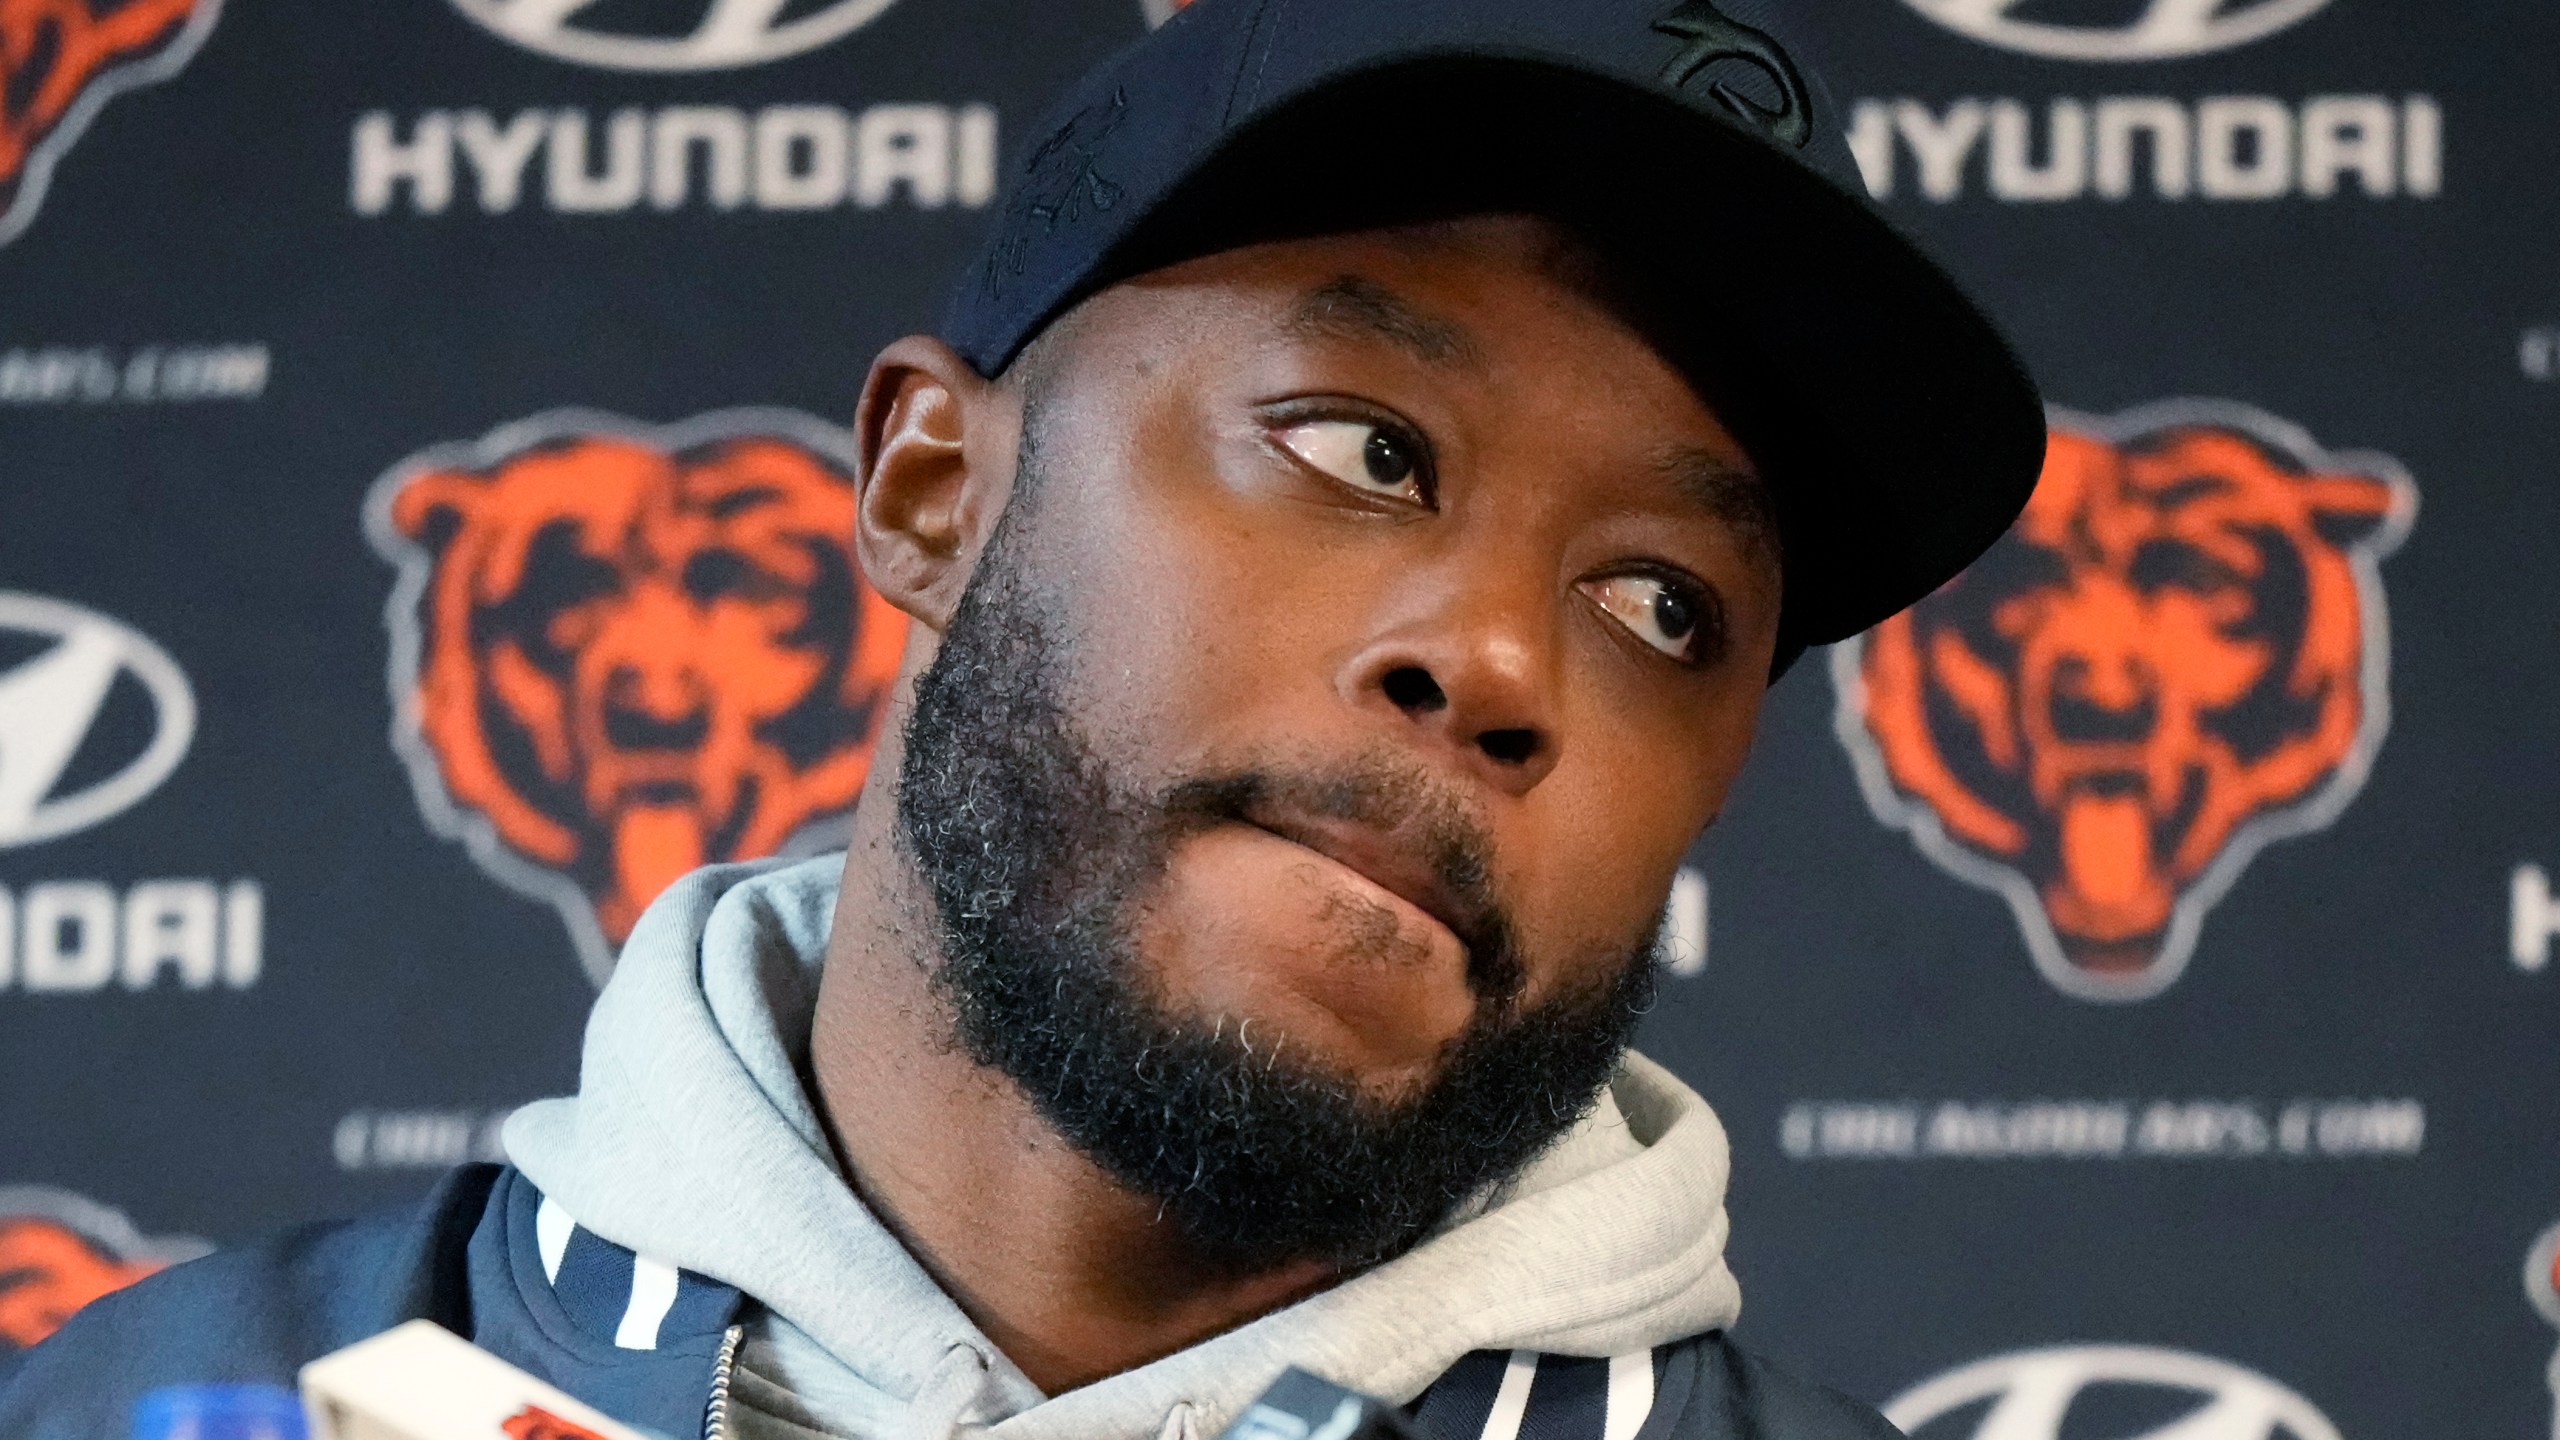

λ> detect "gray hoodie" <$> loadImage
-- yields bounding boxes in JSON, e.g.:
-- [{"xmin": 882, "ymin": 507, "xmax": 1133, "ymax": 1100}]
[{"xmin": 505, "ymin": 856, "xmax": 1743, "ymax": 1440}]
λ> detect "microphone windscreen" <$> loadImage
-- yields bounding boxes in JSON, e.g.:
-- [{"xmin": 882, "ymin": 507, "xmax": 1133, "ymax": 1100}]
[{"xmin": 298, "ymin": 1320, "xmax": 648, "ymax": 1440}]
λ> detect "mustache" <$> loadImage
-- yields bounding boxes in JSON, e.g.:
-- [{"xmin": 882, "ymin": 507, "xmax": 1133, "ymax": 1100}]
[{"xmin": 1146, "ymin": 756, "xmax": 1525, "ymax": 1008}]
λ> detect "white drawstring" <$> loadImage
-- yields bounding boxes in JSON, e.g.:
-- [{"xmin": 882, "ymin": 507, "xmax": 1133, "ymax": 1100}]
[
  {"xmin": 902, "ymin": 1346, "xmax": 1198, "ymax": 1440},
  {"xmin": 902, "ymin": 1343, "xmax": 992, "ymax": 1440}
]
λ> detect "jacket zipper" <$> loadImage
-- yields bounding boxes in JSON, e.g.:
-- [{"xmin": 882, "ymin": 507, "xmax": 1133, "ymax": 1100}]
[{"xmin": 703, "ymin": 1323, "xmax": 744, "ymax": 1440}]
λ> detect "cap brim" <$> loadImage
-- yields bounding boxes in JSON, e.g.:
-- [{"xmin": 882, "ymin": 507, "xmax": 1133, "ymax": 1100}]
[{"xmin": 1090, "ymin": 55, "xmax": 2046, "ymax": 666}]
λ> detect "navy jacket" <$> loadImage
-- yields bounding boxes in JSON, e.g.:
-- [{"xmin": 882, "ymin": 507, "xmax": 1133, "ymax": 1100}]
[{"xmin": 0, "ymin": 1165, "xmax": 1898, "ymax": 1440}]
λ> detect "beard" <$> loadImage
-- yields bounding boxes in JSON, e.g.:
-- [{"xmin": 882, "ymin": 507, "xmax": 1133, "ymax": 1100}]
[{"xmin": 893, "ymin": 482, "xmax": 1659, "ymax": 1279}]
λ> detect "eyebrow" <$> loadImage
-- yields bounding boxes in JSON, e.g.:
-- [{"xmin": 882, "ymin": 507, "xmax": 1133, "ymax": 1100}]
[
  {"xmin": 1657, "ymin": 443, "xmax": 1782, "ymax": 572},
  {"xmin": 1285, "ymin": 275, "xmax": 1484, "ymax": 369}
]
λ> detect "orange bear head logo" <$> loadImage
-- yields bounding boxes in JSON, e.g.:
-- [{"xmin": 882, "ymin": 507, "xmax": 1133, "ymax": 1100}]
[
  {"xmin": 0, "ymin": 1186, "xmax": 204, "ymax": 1350},
  {"xmin": 1835, "ymin": 402, "xmax": 2415, "ymax": 1001},
  {"xmin": 369, "ymin": 410, "xmax": 910, "ymax": 981},
  {"xmin": 1, "ymin": 0, "xmax": 220, "ymax": 247}
]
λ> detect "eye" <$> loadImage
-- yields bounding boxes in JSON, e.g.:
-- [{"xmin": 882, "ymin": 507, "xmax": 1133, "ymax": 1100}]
[
  {"xmin": 1582, "ymin": 571, "xmax": 1720, "ymax": 665},
  {"xmin": 2130, "ymin": 539, "xmax": 2231, "ymax": 595},
  {"xmin": 1272, "ymin": 417, "xmax": 1429, "ymax": 505},
  {"xmin": 684, "ymin": 550, "xmax": 789, "ymax": 604}
]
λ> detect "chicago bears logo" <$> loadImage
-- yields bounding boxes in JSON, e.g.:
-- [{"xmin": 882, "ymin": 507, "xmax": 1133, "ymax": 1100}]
[
  {"xmin": 0, "ymin": 0, "xmax": 222, "ymax": 248},
  {"xmin": 0, "ymin": 1185, "xmax": 206, "ymax": 1349},
  {"xmin": 1834, "ymin": 401, "xmax": 2415, "ymax": 1001},
  {"xmin": 367, "ymin": 410, "xmax": 909, "ymax": 981}
]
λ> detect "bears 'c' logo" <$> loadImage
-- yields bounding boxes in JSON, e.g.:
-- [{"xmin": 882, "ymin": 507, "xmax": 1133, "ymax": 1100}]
[
  {"xmin": 1834, "ymin": 401, "xmax": 2415, "ymax": 1001},
  {"xmin": 367, "ymin": 410, "xmax": 909, "ymax": 982},
  {"xmin": 1, "ymin": 0, "xmax": 221, "ymax": 248},
  {"xmin": 0, "ymin": 1186, "xmax": 206, "ymax": 1349}
]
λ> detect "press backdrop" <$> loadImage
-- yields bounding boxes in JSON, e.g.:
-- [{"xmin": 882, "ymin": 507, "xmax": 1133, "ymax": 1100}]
[{"xmin": 4, "ymin": 1, "xmax": 2558, "ymax": 1435}]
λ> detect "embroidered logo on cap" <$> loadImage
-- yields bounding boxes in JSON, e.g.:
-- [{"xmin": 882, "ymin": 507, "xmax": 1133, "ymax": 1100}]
[
  {"xmin": 985, "ymin": 87, "xmax": 1132, "ymax": 301},
  {"xmin": 1652, "ymin": 0, "xmax": 1812, "ymax": 148}
]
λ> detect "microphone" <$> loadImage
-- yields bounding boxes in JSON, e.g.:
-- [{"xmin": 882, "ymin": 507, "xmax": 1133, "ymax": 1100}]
[
  {"xmin": 297, "ymin": 1320, "xmax": 647, "ymax": 1440},
  {"xmin": 1215, "ymin": 1367, "xmax": 1420, "ymax": 1440}
]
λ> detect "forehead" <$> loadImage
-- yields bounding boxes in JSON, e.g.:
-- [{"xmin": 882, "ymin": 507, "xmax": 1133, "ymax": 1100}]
[{"xmin": 1030, "ymin": 216, "xmax": 1778, "ymax": 576}]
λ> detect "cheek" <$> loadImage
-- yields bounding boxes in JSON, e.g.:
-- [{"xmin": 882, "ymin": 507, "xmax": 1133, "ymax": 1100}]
[
  {"xmin": 1024, "ymin": 450, "xmax": 1346, "ymax": 757},
  {"xmin": 1510, "ymin": 688, "xmax": 1761, "ymax": 994}
]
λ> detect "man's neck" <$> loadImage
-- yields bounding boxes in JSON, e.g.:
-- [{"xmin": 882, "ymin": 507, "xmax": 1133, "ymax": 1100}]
[{"xmin": 808, "ymin": 813, "xmax": 1335, "ymax": 1395}]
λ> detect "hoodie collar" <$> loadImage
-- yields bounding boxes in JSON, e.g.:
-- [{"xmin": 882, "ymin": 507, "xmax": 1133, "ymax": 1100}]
[{"xmin": 505, "ymin": 857, "xmax": 1740, "ymax": 1439}]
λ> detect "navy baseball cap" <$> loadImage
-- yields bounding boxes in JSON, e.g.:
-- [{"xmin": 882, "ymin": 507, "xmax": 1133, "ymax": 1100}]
[{"xmin": 941, "ymin": 0, "xmax": 2046, "ymax": 673}]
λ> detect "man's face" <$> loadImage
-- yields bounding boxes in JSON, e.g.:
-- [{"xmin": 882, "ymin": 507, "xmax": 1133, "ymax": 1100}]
[{"xmin": 893, "ymin": 216, "xmax": 1781, "ymax": 1269}]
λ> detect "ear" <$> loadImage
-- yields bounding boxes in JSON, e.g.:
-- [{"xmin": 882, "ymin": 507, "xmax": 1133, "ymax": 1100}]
[
  {"xmin": 2300, "ymin": 470, "xmax": 2402, "ymax": 550},
  {"xmin": 852, "ymin": 335, "xmax": 1019, "ymax": 633},
  {"xmin": 388, "ymin": 468, "xmax": 482, "ymax": 544}
]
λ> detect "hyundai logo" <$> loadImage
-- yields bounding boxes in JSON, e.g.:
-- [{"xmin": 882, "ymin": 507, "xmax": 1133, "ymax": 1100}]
[{"xmin": 0, "ymin": 592, "xmax": 195, "ymax": 849}]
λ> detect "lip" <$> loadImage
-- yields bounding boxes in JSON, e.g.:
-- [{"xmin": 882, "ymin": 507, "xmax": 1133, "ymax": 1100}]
[{"xmin": 1243, "ymin": 811, "xmax": 1483, "ymax": 959}]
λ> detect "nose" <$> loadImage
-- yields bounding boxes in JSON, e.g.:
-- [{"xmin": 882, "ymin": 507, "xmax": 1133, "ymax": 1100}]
[
  {"xmin": 1339, "ymin": 607, "xmax": 1560, "ymax": 797},
  {"xmin": 2049, "ymin": 657, "xmax": 2157, "ymax": 744},
  {"xmin": 603, "ymin": 666, "xmax": 710, "ymax": 749}
]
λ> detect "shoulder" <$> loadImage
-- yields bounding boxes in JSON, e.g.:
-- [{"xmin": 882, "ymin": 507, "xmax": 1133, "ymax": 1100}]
[
  {"xmin": 1666, "ymin": 1333, "xmax": 1903, "ymax": 1440},
  {"xmin": 0, "ymin": 1165, "xmax": 501, "ymax": 1440}
]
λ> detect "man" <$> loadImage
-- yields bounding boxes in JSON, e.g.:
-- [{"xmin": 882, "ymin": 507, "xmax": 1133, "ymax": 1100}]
[{"xmin": 0, "ymin": 0, "xmax": 2041, "ymax": 1436}]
